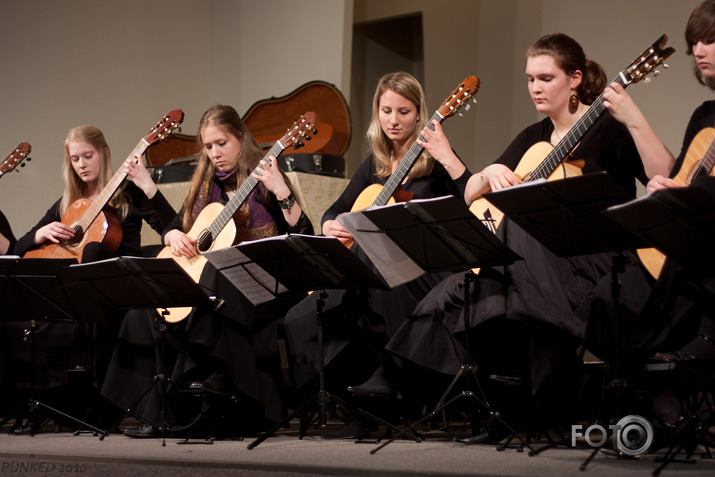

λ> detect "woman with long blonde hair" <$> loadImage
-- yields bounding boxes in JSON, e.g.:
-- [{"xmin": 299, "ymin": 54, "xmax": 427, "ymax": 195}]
[
  {"xmin": 284, "ymin": 71, "xmax": 471, "ymax": 439},
  {"xmin": 7, "ymin": 124, "xmax": 176, "ymax": 435}
]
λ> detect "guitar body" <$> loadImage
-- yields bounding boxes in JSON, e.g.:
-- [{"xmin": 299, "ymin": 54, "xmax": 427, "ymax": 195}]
[
  {"xmin": 638, "ymin": 127, "xmax": 715, "ymax": 279},
  {"xmin": 469, "ymin": 141, "xmax": 584, "ymax": 232},
  {"xmin": 342, "ymin": 183, "xmax": 413, "ymax": 249},
  {"xmin": 157, "ymin": 202, "xmax": 237, "ymax": 323},
  {"xmin": 24, "ymin": 199, "xmax": 122, "ymax": 261}
]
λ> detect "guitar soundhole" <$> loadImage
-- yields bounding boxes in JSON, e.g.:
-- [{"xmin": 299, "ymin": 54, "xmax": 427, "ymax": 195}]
[
  {"xmin": 197, "ymin": 232, "xmax": 214, "ymax": 253},
  {"xmin": 65, "ymin": 225, "xmax": 85, "ymax": 247}
]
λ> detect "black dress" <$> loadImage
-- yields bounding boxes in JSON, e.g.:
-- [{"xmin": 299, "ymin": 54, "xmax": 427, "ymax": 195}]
[
  {"xmin": 283, "ymin": 153, "xmax": 471, "ymax": 391},
  {"xmin": 585, "ymin": 101, "xmax": 715, "ymax": 378},
  {"xmin": 385, "ymin": 113, "xmax": 645, "ymax": 407},
  {"xmin": 1, "ymin": 184, "xmax": 176, "ymax": 390},
  {"xmin": 101, "ymin": 183, "xmax": 313, "ymax": 432}
]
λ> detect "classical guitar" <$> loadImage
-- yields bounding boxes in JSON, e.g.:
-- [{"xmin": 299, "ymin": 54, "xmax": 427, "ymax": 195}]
[
  {"xmin": 470, "ymin": 34, "xmax": 675, "ymax": 234},
  {"xmin": 638, "ymin": 126, "xmax": 715, "ymax": 278},
  {"xmin": 0, "ymin": 142, "xmax": 31, "ymax": 178},
  {"xmin": 342, "ymin": 76, "xmax": 480, "ymax": 249},
  {"xmin": 24, "ymin": 110, "xmax": 184, "ymax": 261},
  {"xmin": 158, "ymin": 112, "xmax": 318, "ymax": 323}
]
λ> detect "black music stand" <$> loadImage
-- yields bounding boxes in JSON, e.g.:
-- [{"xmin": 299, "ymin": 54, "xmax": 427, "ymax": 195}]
[
  {"xmin": 336, "ymin": 195, "xmax": 525, "ymax": 454},
  {"xmin": 602, "ymin": 180, "xmax": 715, "ymax": 475},
  {"xmin": 480, "ymin": 173, "xmax": 647, "ymax": 462},
  {"xmin": 603, "ymin": 181, "xmax": 715, "ymax": 272},
  {"xmin": 200, "ymin": 234, "xmax": 416, "ymax": 449},
  {"xmin": 59, "ymin": 256, "xmax": 212, "ymax": 446},
  {"xmin": 0, "ymin": 256, "xmax": 105, "ymax": 436}
]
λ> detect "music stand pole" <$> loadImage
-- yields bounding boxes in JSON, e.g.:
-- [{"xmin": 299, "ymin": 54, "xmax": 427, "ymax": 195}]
[
  {"xmin": 370, "ymin": 269, "xmax": 531, "ymax": 455},
  {"xmin": 216, "ymin": 235, "xmax": 422, "ymax": 449},
  {"xmin": 59, "ymin": 256, "xmax": 211, "ymax": 445},
  {"xmin": 479, "ymin": 173, "xmax": 648, "ymax": 464},
  {"xmin": 0, "ymin": 257, "xmax": 105, "ymax": 436},
  {"xmin": 330, "ymin": 196, "xmax": 525, "ymax": 454}
]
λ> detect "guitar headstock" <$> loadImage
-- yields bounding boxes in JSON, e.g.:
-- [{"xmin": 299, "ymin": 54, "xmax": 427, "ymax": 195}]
[
  {"xmin": 279, "ymin": 112, "xmax": 319, "ymax": 149},
  {"xmin": 144, "ymin": 109, "xmax": 185, "ymax": 145},
  {"xmin": 0, "ymin": 142, "xmax": 31, "ymax": 176},
  {"xmin": 622, "ymin": 34, "xmax": 675, "ymax": 85},
  {"xmin": 437, "ymin": 76, "xmax": 481, "ymax": 119}
]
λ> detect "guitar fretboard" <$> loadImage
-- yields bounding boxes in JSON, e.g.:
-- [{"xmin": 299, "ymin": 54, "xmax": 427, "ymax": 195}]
[
  {"xmin": 74, "ymin": 139, "xmax": 150, "ymax": 233},
  {"xmin": 197, "ymin": 141, "xmax": 285, "ymax": 251},
  {"xmin": 692, "ymin": 135, "xmax": 715, "ymax": 180}
]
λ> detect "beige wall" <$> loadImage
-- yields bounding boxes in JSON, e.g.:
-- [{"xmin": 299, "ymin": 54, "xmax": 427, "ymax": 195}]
[{"xmin": 0, "ymin": 0, "xmax": 709, "ymax": 240}]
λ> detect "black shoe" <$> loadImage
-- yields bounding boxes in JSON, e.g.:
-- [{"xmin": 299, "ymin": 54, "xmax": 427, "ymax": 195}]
[
  {"xmin": 11, "ymin": 417, "xmax": 53, "ymax": 436},
  {"xmin": 124, "ymin": 424, "xmax": 161, "ymax": 438},
  {"xmin": 454, "ymin": 430, "xmax": 492, "ymax": 445},
  {"xmin": 347, "ymin": 367, "xmax": 397, "ymax": 398},
  {"xmin": 189, "ymin": 372, "xmax": 231, "ymax": 396},
  {"xmin": 321, "ymin": 418, "xmax": 376, "ymax": 440},
  {"xmin": 454, "ymin": 417, "xmax": 511, "ymax": 445}
]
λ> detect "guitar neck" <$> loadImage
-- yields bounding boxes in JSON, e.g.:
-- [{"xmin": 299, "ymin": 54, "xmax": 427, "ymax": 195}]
[
  {"xmin": 374, "ymin": 111, "xmax": 443, "ymax": 206},
  {"xmin": 528, "ymin": 75, "xmax": 627, "ymax": 182},
  {"xmin": 695, "ymin": 137, "xmax": 715, "ymax": 179},
  {"xmin": 76, "ymin": 139, "xmax": 150, "ymax": 230},
  {"xmin": 203, "ymin": 141, "xmax": 286, "ymax": 239}
]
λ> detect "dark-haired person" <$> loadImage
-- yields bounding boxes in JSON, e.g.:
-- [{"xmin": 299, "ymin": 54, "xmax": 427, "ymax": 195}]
[
  {"xmin": 349, "ymin": 33, "xmax": 672, "ymax": 444},
  {"xmin": 587, "ymin": 0, "xmax": 715, "ymax": 436}
]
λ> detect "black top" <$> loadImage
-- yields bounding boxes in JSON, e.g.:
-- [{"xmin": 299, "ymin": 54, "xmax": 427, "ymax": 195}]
[
  {"xmin": 15, "ymin": 181, "xmax": 177, "ymax": 257},
  {"xmin": 0, "ymin": 210, "xmax": 16, "ymax": 255},
  {"xmin": 495, "ymin": 113, "xmax": 647, "ymax": 196},
  {"xmin": 321, "ymin": 153, "xmax": 471, "ymax": 228},
  {"xmin": 671, "ymin": 100, "xmax": 715, "ymax": 176}
]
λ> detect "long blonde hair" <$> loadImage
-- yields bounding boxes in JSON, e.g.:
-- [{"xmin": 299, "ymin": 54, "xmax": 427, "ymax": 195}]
[
  {"xmin": 181, "ymin": 105, "xmax": 265, "ymax": 232},
  {"xmin": 366, "ymin": 72, "xmax": 433, "ymax": 179},
  {"xmin": 61, "ymin": 125, "xmax": 128, "ymax": 219}
]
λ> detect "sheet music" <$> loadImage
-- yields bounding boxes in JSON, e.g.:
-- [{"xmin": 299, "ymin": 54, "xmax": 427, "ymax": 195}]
[
  {"xmin": 339, "ymin": 208, "xmax": 425, "ymax": 288},
  {"xmin": 203, "ymin": 246, "xmax": 287, "ymax": 305}
]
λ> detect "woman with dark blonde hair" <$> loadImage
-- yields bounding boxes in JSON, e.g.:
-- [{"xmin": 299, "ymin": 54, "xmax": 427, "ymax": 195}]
[
  {"xmin": 104, "ymin": 104, "xmax": 313, "ymax": 439},
  {"xmin": 16, "ymin": 125, "xmax": 175, "ymax": 259},
  {"xmin": 284, "ymin": 71, "xmax": 471, "ymax": 439},
  {"xmin": 4, "ymin": 125, "xmax": 176, "ymax": 434}
]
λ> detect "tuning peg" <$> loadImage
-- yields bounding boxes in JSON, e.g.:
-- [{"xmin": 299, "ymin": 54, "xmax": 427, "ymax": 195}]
[
  {"xmin": 663, "ymin": 63, "xmax": 670, "ymax": 69},
  {"xmin": 464, "ymin": 104, "xmax": 471, "ymax": 112},
  {"xmin": 643, "ymin": 77, "xmax": 651, "ymax": 84},
  {"xmin": 305, "ymin": 135, "xmax": 312, "ymax": 141},
  {"xmin": 653, "ymin": 70, "xmax": 661, "ymax": 77}
]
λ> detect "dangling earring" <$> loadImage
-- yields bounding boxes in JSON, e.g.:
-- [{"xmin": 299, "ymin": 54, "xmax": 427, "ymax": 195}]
[{"xmin": 569, "ymin": 90, "xmax": 579, "ymax": 109}]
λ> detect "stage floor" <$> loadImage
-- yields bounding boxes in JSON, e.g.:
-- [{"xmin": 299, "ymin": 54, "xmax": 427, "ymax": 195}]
[{"xmin": 1, "ymin": 417, "xmax": 713, "ymax": 477}]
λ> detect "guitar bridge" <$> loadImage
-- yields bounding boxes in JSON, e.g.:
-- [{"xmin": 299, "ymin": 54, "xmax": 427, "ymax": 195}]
[{"xmin": 483, "ymin": 209, "xmax": 496, "ymax": 234}]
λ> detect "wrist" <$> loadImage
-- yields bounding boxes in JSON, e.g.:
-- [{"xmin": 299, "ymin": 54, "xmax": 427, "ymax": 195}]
[
  {"xmin": 277, "ymin": 191, "xmax": 296, "ymax": 209},
  {"xmin": 480, "ymin": 170, "xmax": 490, "ymax": 189}
]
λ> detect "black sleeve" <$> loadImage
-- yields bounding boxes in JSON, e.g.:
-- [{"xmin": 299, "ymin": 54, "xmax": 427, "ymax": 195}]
[
  {"xmin": 139, "ymin": 188, "xmax": 178, "ymax": 235},
  {"xmin": 321, "ymin": 156, "xmax": 379, "ymax": 228},
  {"xmin": 671, "ymin": 101, "xmax": 715, "ymax": 177},
  {"xmin": 0, "ymin": 210, "xmax": 17, "ymax": 255},
  {"xmin": 494, "ymin": 121, "xmax": 549, "ymax": 170},
  {"xmin": 14, "ymin": 199, "xmax": 62, "ymax": 257}
]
